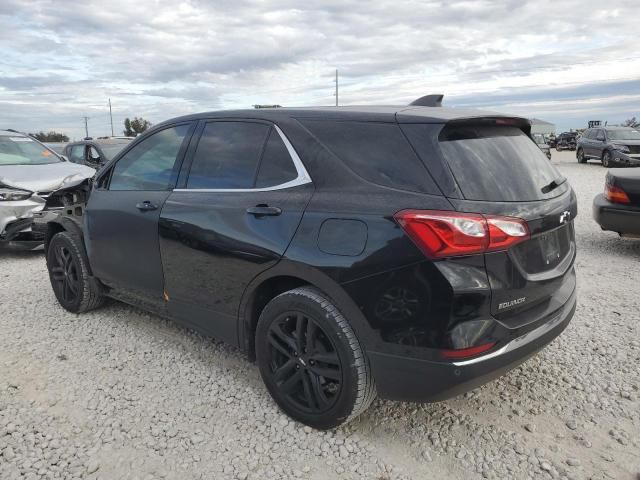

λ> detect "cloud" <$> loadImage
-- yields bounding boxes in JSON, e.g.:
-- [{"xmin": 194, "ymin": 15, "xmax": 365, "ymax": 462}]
[{"xmin": 0, "ymin": 0, "xmax": 638, "ymax": 138}]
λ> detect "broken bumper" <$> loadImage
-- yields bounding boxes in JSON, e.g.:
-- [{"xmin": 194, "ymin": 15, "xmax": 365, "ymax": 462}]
[{"xmin": 0, "ymin": 197, "xmax": 47, "ymax": 250}]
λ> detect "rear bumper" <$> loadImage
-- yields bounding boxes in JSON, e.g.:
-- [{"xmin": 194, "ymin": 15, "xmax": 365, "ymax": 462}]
[
  {"xmin": 610, "ymin": 151, "xmax": 640, "ymax": 167},
  {"xmin": 369, "ymin": 287, "xmax": 576, "ymax": 402},
  {"xmin": 592, "ymin": 194, "xmax": 640, "ymax": 235}
]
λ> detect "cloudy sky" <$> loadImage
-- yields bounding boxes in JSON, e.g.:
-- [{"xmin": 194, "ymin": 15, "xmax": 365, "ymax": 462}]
[{"xmin": 1, "ymin": 0, "xmax": 638, "ymax": 139}]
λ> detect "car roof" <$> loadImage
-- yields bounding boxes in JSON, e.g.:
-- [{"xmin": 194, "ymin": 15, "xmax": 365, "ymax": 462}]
[
  {"xmin": 154, "ymin": 105, "xmax": 530, "ymax": 127},
  {"xmin": 604, "ymin": 126, "xmax": 637, "ymax": 130}
]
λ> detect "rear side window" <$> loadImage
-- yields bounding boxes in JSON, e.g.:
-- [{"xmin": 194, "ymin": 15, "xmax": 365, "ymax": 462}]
[
  {"xmin": 300, "ymin": 120, "xmax": 438, "ymax": 193},
  {"xmin": 255, "ymin": 129, "xmax": 298, "ymax": 188},
  {"xmin": 436, "ymin": 125, "xmax": 563, "ymax": 202},
  {"xmin": 187, "ymin": 122, "xmax": 270, "ymax": 189}
]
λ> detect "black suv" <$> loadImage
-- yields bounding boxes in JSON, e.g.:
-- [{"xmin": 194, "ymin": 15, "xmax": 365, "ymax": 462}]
[
  {"xmin": 577, "ymin": 127, "xmax": 640, "ymax": 167},
  {"xmin": 42, "ymin": 104, "xmax": 577, "ymax": 429},
  {"xmin": 64, "ymin": 137, "xmax": 132, "ymax": 168},
  {"xmin": 555, "ymin": 132, "xmax": 577, "ymax": 151}
]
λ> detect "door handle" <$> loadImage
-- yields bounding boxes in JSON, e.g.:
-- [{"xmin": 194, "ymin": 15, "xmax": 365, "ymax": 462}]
[
  {"xmin": 246, "ymin": 205, "xmax": 282, "ymax": 217},
  {"xmin": 136, "ymin": 201, "xmax": 159, "ymax": 211}
]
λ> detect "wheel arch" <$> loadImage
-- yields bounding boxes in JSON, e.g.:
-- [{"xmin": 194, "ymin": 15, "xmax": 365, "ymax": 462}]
[
  {"xmin": 238, "ymin": 261, "xmax": 374, "ymax": 361},
  {"xmin": 45, "ymin": 217, "xmax": 95, "ymax": 276}
]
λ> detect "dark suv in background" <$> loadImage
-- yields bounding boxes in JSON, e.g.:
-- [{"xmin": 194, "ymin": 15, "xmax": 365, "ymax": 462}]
[
  {"xmin": 577, "ymin": 127, "xmax": 640, "ymax": 167},
  {"xmin": 42, "ymin": 102, "xmax": 577, "ymax": 429},
  {"xmin": 64, "ymin": 137, "xmax": 132, "ymax": 168},
  {"xmin": 555, "ymin": 132, "xmax": 577, "ymax": 151}
]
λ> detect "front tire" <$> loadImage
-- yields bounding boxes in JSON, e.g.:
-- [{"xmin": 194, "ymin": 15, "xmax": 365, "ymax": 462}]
[
  {"xmin": 46, "ymin": 231, "xmax": 104, "ymax": 313},
  {"xmin": 577, "ymin": 148, "xmax": 586, "ymax": 163},
  {"xmin": 602, "ymin": 150, "xmax": 611, "ymax": 168},
  {"xmin": 256, "ymin": 287, "xmax": 376, "ymax": 429}
]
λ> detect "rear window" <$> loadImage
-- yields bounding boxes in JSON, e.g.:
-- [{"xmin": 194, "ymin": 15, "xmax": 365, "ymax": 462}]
[
  {"xmin": 437, "ymin": 125, "xmax": 564, "ymax": 202},
  {"xmin": 300, "ymin": 120, "xmax": 438, "ymax": 193}
]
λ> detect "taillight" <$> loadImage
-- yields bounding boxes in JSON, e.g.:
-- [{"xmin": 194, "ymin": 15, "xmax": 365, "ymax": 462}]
[
  {"xmin": 394, "ymin": 210, "xmax": 530, "ymax": 258},
  {"xmin": 605, "ymin": 184, "xmax": 630, "ymax": 204},
  {"xmin": 441, "ymin": 342, "xmax": 497, "ymax": 360}
]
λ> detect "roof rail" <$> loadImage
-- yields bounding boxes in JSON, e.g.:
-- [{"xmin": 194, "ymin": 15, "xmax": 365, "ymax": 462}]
[{"xmin": 409, "ymin": 94, "xmax": 444, "ymax": 107}]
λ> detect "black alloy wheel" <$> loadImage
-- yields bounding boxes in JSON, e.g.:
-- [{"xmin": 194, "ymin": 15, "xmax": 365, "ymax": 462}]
[
  {"xmin": 266, "ymin": 312, "xmax": 342, "ymax": 414},
  {"xmin": 602, "ymin": 151, "xmax": 611, "ymax": 168},
  {"xmin": 256, "ymin": 286, "xmax": 376, "ymax": 429},
  {"xmin": 50, "ymin": 244, "xmax": 80, "ymax": 304},
  {"xmin": 46, "ymin": 231, "xmax": 104, "ymax": 313},
  {"xmin": 577, "ymin": 149, "xmax": 586, "ymax": 163}
]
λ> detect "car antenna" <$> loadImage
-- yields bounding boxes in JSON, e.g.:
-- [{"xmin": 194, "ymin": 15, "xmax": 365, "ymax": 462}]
[{"xmin": 408, "ymin": 94, "xmax": 444, "ymax": 107}]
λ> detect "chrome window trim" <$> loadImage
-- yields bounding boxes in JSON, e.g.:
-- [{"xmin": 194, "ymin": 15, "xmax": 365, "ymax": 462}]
[{"xmin": 174, "ymin": 124, "xmax": 311, "ymax": 193}]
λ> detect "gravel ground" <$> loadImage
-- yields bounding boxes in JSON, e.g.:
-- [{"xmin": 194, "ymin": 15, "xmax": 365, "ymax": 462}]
[{"xmin": 1, "ymin": 150, "xmax": 639, "ymax": 480}]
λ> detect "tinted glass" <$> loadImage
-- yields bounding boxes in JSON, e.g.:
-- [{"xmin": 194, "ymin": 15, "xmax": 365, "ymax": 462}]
[
  {"xmin": 187, "ymin": 122, "xmax": 270, "ymax": 189},
  {"xmin": 68, "ymin": 145, "xmax": 85, "ymax": 163},
  {"xmin": 110, "ymin": 125, "xmax": 190, "ymax": 191},
  {"xmin": 437, "ymin": 125, "xmax": 563, "ymax": 201},
  {"xmin": 607, "ymin": 129, "xmax": 640, "ymax": 140},
  {"xmin": 255, "ymin": 129, "xmax": 298, "ymax": 188},
  {"xmin": 301, "ymin": 120, "xmax": 436, "ymax": 193},
  {"xmin": 0, "ymin": 136, "xmax": 62, "ymax": 165}
]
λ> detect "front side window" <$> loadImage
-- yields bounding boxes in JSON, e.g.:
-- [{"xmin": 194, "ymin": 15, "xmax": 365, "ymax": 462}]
[
  {"xmin": 186, "ymin": 122, "xmax": 270, "ymax": 189},
  {"xmin": 68, "ymin": 145, "xmax": 85, "ymax": 163},
  {"xmin": 110, "ymin": 124, "xmax": 190, "ymax": 191},
  {"xmin": 0, "ymin": 135, "xmax": 62, "ymax": 166}
]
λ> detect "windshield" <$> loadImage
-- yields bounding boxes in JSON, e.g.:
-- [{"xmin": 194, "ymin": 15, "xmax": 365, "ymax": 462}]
[
  {"xmin": 99, "ymin": 143, "xmax": 129, "ymax": 160},
  {"xmin": 437, "ymin": 125, "xmax": 565, "ymax": 202},
  {"xmin": 0, "ymin": 136, "xmax": 62, "ymax": 165},
  {"xmin": 607, "ymin": 129, "xmax": 640, "ymax": 141}
]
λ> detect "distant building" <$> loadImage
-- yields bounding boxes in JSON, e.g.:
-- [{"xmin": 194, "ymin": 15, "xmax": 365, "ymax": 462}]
[{"xmin": 530, "ymin": 118, "xmax": 555, "ymax": 135}]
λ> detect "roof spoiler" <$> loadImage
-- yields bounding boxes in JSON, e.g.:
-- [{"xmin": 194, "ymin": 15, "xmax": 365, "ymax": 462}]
[{"xmin": 409, "ymin": 94, "xmax": 444, "ymax": 107}]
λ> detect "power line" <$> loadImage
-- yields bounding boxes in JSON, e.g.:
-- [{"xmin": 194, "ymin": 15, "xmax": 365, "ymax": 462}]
[{"xmin": 335, "ymin": 69, "xmax": 339, "ymax": 107}]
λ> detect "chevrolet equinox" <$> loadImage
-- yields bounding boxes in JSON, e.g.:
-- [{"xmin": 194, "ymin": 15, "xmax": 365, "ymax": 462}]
[{"xmin": 43, "ymin": 98, "xmax": 578, "ymax": 429}]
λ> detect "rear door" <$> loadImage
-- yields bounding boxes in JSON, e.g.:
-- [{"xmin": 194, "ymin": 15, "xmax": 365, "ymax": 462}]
[
  {"xmin": 402, "ymin": 121, "xmax": 577, "ymax": 330},
  {"xmin": 159, "ymin": 120, "xmax": 313, "ymax": 345},
  {"xmin": 85, "ymin": 123, "xmax": 194, "ymax": 309}
]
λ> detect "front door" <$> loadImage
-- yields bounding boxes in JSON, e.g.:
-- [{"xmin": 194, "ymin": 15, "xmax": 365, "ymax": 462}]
[
  {"xmin": 85, "ymin": 123, "xmax": 194, "ymax": 308},
  {"xmin": 159, "ymin": 120, "xmax": 313, "ymax": 345}
]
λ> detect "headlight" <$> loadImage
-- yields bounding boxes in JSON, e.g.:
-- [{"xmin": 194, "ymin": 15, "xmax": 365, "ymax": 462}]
[
  {"xmin": 0, "ymin": 188, "xmax": 32, "ymax": 201},
  {"xmin": 614, "ymin": 145, "xmax": 630, "ymax": 153}
]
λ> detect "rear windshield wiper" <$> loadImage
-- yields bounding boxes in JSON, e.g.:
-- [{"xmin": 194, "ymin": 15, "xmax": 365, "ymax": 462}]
[{"xmin": 541, "ymin": 176, "xmax": 567, "ymax": 194}]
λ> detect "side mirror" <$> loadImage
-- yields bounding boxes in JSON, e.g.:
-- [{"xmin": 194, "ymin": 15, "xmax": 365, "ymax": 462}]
[{"xmin": 59, "ymin": 155, "xmax": 69, "ymax": 162}]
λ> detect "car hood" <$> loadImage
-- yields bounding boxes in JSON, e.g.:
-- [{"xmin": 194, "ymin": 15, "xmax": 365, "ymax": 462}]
[{"xmin": 0, "ymin": 162, "xmax": 95, "ymax": 193}]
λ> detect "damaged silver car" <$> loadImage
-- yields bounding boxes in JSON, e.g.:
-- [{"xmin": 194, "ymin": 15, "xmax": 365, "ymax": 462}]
[{"xmin": 0, "ymin": 130, "xmax": 94, "ymax": 250}]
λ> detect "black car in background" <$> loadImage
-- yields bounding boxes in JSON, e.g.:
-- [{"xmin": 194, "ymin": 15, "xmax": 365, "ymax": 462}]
[
  {"xmin": 555, "ymin": 132, "xmax": 577, "ymax": 151},
  {"xmin": 64, "ymin": 137, "xmax": 132, "ymax": 168},
  {"xmin": 593, "ymin": 168, "xmax": 640, "ymax": 236},
  {"xmin": 42, "ymin": 103, "xmax": 577, "ymax": 429},
  {"xmin": 577, "ymin": 127, "xmax": 640, "ymax": 167}
]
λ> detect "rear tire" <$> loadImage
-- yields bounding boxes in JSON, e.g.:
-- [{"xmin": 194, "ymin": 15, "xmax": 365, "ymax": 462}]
[
  {"xmin": 46, "ymin": 231, "xmax": 104, "ymax": 313},
  {"xmin": 255, "ymin": 286, "xmax": 376, "ymax": 430},
  {"xmin": 577, "ymin": 148, "xmax": 586, "ymax": 163},
  {"xmin": 602, "ymin": 150, "xmax": 611, "ymax": 168}
]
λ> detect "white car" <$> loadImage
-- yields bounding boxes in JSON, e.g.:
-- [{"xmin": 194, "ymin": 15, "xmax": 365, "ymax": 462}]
[{"xmin": 0, "ymin": 130, "xmax": 94, "ymax": 250}]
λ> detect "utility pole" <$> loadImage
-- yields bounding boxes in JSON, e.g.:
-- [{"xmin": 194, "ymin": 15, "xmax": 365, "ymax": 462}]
[
  {"xmin": 83, "ymin": 116, "xmax": 89, "ymax": 138},
  {"xmin": 108, "ymin": 98, "xmax": 114, "ymax": 136},
  {"xmin": 335, "ymin": 69, "xmax": 339, "ymax": 107}
]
